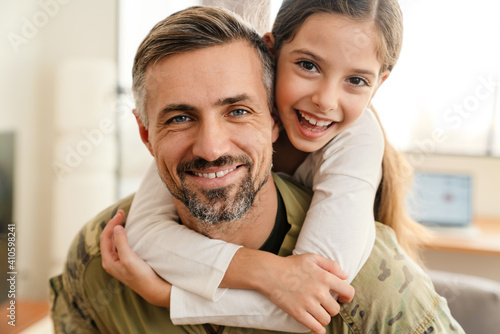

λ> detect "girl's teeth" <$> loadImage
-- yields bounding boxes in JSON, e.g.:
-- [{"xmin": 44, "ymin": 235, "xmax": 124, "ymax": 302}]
[
  {"xmin": 299, "ymin": 112, "xmax": 333, "ymax": 127},
  {"xmin": 194, "ymin": 167, "xmax": 236, "ymax": 179}
]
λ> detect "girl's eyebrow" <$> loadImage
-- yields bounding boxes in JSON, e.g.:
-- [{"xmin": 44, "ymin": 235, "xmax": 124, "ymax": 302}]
[
  {"xmin": 290, "ymin": 49, "xmax": 324, "ymax": 63},
  {"xmin": 350, "ymin": 68, "xmax": 377, "ymax": 79}
]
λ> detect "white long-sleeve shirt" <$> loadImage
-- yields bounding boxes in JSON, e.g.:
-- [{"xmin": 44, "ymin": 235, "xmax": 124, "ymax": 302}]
[{"xmin": 125, "ymin": 108, "xmax": 384, "ymax": 331}]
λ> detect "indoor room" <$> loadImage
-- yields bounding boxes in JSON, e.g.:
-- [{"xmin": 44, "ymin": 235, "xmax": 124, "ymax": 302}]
[{"xmin": 1, "ymin": 0, "xmax": 499, "ymax": 333}]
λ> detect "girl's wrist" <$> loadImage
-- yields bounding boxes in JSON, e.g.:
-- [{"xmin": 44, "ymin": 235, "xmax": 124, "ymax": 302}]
[{"xmin": 221, "ymin": 247, "xmax": 276, "ymax": 293}]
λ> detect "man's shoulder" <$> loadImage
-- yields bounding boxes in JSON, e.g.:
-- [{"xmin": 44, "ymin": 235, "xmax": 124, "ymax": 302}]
[
  {"xmin": 67, "ymin": 194, "xmax": 135, "ymax": 269},
  {"xmin": 50, "ymin": 194, "xmax": 135, "ymax": 332},
  {"xmin": 339, "ymin": 222, "xmax": 463, "ymax": 333}
]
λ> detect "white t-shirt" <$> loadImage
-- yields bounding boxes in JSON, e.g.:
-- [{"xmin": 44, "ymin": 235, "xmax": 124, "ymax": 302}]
[{"xmin": 125, "ymin": 108, "xmax": 384, "ymax": 331}]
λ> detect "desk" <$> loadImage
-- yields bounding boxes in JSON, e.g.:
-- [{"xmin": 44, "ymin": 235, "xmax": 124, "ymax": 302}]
[
  {"xmin": 424, "ymin": 217, "xmax": 500, "ymax": 256},
  {"xmin": 422, "ymin": 217, "xmax": 500, "ymax": 282}
]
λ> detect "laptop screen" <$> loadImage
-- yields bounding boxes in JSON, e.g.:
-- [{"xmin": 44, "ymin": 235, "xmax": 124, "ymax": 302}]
[{"xmin": 408, "ymin": 171, "xmax": 473, "ymax": 227}]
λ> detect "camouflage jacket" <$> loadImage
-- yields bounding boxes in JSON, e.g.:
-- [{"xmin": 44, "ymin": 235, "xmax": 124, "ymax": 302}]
[{"xmin": 50, "ymin": 174, "xmax": 464, "ymax": 333}]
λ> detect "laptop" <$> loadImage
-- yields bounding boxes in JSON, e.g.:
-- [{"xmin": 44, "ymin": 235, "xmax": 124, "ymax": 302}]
[{"xmin": 408, "ymin": 171, "xmax": 473, "ymax": 228}]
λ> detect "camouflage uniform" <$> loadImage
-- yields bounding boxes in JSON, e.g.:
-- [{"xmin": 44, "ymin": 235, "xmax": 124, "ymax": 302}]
[{"xmin": 50, "ymin": 174, "xmax": 464, "ymax": 333}]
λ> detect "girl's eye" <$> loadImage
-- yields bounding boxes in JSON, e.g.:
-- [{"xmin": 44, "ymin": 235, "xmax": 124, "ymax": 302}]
[
  {"xmin": 348, "ymin": 77, "xmax": 369, "ymax": 87},
  {"xmin": 168, "ymin": 115, "xmax": 191, "ymax": 124},
  {"xmin": 228, "ymin": 109, "xmax": 249, "ymax": 117},
  {"xmin": 297, "ymin": 60, "xmax": 318, "ymax": 72}
]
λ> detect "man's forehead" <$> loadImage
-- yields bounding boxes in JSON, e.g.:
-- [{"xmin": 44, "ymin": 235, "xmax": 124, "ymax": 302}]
[
  {"xmin": 144, "ymin": 41, "xmax": 269, "ymax": 112},
  {"xmin": 145, "ymin": 41, "xmax": 264, "ymax": 83}
]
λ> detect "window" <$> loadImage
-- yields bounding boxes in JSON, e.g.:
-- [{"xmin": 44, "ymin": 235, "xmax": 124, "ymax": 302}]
[{"xmin": 373, "ymin": 0, "xmax": 500, "ymax": 157}]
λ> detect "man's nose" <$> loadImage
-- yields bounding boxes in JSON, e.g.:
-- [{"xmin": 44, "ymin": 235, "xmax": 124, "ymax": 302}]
[
  {"xmin": 192, "ymin": 118, "xmax": 231, "ymax": 162},
  {"xmin": 311, "ymin": 80, "xmax": 339, "ymax": 113}
]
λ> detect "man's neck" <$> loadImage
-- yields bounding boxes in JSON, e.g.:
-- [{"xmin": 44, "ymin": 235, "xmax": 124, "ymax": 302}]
[{"xmin": 175, "ymin": 176, "xmax": 278, "ymax": 249}]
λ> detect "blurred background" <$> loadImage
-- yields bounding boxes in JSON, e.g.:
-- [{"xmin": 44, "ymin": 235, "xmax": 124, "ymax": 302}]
[{"xmin": 0, "ymin": 0, "xmax": 499, "ymax": 332}]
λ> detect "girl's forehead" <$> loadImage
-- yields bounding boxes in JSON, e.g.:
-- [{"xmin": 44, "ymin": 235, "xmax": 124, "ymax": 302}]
[
  {"xmin": 297, "ymin": 12, "xmax": 377, "ymax": 38},
  {"xmin": 278, "ymin": 12, "xmax": 383, "ymax": 73},
  {"xmin": 286, "ymin": 12, "xmax": 382, "ymax": 67}
]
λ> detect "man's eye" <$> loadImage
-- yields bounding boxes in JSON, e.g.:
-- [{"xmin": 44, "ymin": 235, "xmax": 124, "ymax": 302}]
[
  {"xmin": 228, "ymin": 109, "xmax": 249, "ymax": 117},
  {"xmin": 298, "ymin": 60, "xmax": 318, "ymax": 72},
  {"xmin": 168, "ymin": 115, "xmax": 191, "ymax": 124}
]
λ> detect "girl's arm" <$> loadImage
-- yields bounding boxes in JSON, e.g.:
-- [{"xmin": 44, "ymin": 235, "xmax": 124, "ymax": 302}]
[
  {"xmin": 123, "ymin": 160, "xmax": 353, "ymax": 333},
  {"xmin": 103, "ymin": 214, "xmax": 349, "ymax": 333},
  {"xmin": 292, "ymin": 109, "xmax": 385, "ymax": 282},
  {"xmin": 104, "ymin": 212, "xmax": 353, "ymax": 334}
]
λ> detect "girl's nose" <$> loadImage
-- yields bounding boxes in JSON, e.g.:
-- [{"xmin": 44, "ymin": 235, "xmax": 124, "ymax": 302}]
[{"xmin": 311, "ymin": 80, "xmax": 339, "ymax": 113}]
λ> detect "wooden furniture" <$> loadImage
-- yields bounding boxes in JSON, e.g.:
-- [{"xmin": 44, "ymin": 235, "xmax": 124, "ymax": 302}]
[
  {"xmin": 424, "ymin": 217, "xmax": 500, "ymax": 256},
  {"xmin": 422, "ymin": 217, "xmax": 500, "ymax": 282},
  {"xmin": 0, "ymin": 300, "xmax": 49, "ymax": 334}
]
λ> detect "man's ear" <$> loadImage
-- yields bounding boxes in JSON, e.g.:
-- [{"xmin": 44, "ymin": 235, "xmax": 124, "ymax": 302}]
[
  {"xmin": 271, "ymin": 114, "xmax": 281, "ymax": 143},
  {"xmin": 133, "ymin": 109, "xmax": 154, "ymax": 157},
  {"xmin": 263, "ymin": 32, "xmax": 276, "ymax": 55}
]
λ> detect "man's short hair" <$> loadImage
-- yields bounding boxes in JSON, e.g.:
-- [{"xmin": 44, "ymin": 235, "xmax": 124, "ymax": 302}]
[{"xmin": 132, "ymin": 6, "xmax": 275, "ymax": 128}]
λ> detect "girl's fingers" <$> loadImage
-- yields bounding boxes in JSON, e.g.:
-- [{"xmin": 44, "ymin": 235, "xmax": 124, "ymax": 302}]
[
  {"xmin": 334, "ymin": 281, "xmax": 355, "ymax": 304},
  {"xmin": 112, "ymin": 225, "xmax": 134, "ymax": 261},
  {"xmin": 321, "ymin": 296, "xmax": 341, "ymax": 317},
  {"xmin": 109, "ymin": 210, "xmax": 125, "ymax": 228},
  {"xmin": 101, "ymin": 210, "xmax": 125, "ymax": 270},
  {"xmin": 315, "ymin": 256, "xmax": 348, "ymax": 280},
  {"xmin": 299, "ymin": 312, "xmax": 326, "ymax": 334}
]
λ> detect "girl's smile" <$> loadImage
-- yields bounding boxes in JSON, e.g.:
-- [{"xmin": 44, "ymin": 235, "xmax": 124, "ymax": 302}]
[{"xmin": 295, "ymin": 109, "xmax": 337, "ymax": 139}]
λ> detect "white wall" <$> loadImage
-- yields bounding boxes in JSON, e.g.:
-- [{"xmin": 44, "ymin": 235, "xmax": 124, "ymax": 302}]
[{"xmin": 1, "ymin": 0, "xmax": 117, "ymax": 300}]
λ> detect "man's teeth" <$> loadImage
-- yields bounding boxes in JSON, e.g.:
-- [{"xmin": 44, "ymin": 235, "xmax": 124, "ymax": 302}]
[
  {"xmin": 299, "ymin": 112, "xmax": 333, "ymax": 127},
  {"xmin": 194, "ymin": 167, "xmax": 236, "ymax": 179}
]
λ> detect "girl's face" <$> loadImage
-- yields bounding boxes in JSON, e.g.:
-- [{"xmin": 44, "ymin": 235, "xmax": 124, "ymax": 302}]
[{"xmin": 272, "ymin": 13, "xmax": 389, "ymax": 152}]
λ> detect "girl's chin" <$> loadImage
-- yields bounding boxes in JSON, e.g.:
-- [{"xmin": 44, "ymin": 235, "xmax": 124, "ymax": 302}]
[{"xmin": 290, "ymin": 133, "xmax": 329, "ymax": 153}]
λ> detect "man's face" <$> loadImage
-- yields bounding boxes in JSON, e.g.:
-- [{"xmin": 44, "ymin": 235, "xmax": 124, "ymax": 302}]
[{"xmin": 138, "ymin": 41, "xmax": 279, "ymax": 224}]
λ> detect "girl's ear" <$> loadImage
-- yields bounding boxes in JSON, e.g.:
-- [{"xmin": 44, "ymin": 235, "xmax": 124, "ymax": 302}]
[
  {"xmin": 371, "ymin": 70, "xmax": 391, "ymax": 98},
  {"xmin": 263, "ymin": 32, "xmax": 275, "ymax": 55},
  {"xmin": 379, "ymin": 70, "xmax": 390, "ymax": 85}
]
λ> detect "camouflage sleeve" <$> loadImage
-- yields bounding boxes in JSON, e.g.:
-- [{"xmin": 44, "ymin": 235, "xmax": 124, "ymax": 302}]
[
  {"xmin": 49, "ymin": 274, "xmax": 99, "ymax": 333},
  {"xmin": 338, "ymin": 222, "xmax": 465, "ymax": 334},
  {"xmin": 49, "ymin": 195, "xmax": 135, "ymax": 333}
]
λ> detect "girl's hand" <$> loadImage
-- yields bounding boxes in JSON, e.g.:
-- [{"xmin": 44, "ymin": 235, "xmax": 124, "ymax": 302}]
[
  {"xmin": 100, "ymin": 210, "xmax": 172, "ymax": 307},
  {"xmin": 259, "ymin": 253, "xmax": 355, "ymax": 334},
  {"xmin": 223, "ymin": 249, "xmax": 354, "ymax": 334}
]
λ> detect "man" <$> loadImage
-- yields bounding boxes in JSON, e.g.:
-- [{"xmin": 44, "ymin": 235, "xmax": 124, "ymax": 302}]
[{"xmin": 50, "ymin": 6, "xmax": 463, "ymax": 334}]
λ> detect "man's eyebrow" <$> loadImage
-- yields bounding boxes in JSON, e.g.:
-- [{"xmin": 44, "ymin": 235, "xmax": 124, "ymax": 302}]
[
  {"xmin": 215, "ymin": 94, "xmax": 253, "ymax": 106},
  {"xmin": 156, "ymin": 104, "xmax": 195, "ymax": 124},
  {"xmin": 160, "ymin": 104, "xmax": 195, "ymax": 114}
]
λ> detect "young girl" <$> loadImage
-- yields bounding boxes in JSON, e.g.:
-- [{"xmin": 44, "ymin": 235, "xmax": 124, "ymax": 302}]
[{"xmin": 103, "ymin": 0, "xmax": 424, "ymax": 332}]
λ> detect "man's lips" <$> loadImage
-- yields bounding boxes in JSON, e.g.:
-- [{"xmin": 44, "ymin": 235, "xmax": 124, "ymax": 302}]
[{"xmin": 191, "ymin": 166, "xmax": 237, "ymax": 179}]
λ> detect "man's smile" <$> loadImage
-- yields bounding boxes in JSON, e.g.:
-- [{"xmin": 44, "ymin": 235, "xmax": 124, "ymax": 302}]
[{"xmin": 192, "ymin": 166, "xmax": 238, "ymax": 179}]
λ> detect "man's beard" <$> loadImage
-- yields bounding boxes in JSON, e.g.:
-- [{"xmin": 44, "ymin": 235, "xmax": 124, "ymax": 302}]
[{"xmin": 165, "ymin": 155, "xmax": 270, "ymax": 225}]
